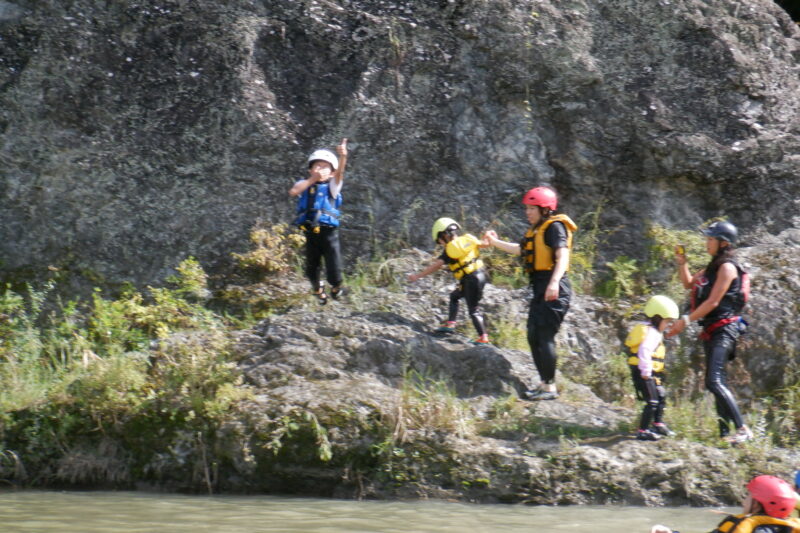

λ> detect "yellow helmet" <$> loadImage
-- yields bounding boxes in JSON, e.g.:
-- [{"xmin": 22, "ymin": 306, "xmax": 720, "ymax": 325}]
[
  {"xmin": 644, "ymin": 295, "xmax": 679, "ymax": 319},
  {"xmin": 431, "ymin": 217, "xmax": 460, "ymax": 242}
]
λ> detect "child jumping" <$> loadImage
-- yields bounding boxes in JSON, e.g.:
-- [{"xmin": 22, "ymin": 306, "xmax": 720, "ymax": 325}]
[
  {"xmin": 289, "ymin": 139, "xmax": 348, "ymax": 304},
  {"xmin": 625, "ymin": 295, "xmax": 679, "ymax": 441},
  {"xmin": 408, "ymin": 217, "xmax": 490, "ymax": 345}
]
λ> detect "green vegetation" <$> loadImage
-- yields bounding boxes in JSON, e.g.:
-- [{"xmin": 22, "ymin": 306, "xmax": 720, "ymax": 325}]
[
  {"xmin": 231, "ymin": 223, "xmax": 305, "ymax": 276},
  {"xmin": 0, "ymin": 259, "xmax": 250, "ymax": 491},
  {"xmin": 490, "ymin": 319, "xmax": 528, "ymax": 351}
]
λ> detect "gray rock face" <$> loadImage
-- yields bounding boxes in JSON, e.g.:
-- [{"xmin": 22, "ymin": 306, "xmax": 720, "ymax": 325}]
[
  {"xmin": 230, "ymin": 269, "xmax": 798, "ymax": 504},
  {"xmin": 736, "ymin": 228, "xmax": 800, "ymax": 391},
  {"xmin": 0, "ymin": 0, "xmax": 798, "ymax": 288}
]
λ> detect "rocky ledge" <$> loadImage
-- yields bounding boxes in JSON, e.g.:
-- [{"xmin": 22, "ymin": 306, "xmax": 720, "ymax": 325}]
[{"xmin": 214, "ymin": 245, "xmax": 800, "ymax": 505}]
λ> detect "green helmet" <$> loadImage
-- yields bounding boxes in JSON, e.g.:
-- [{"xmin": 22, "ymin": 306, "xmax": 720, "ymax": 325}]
[
  {"xmin": 431, "ymin": 217, "xmax": 460, "ymax": 242},
  {"xmin": 644, "ymin": 295, "xmax": 679, "ymax": 319}
]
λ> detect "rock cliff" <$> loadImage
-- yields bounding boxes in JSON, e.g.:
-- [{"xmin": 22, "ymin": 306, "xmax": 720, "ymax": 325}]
[{"xmin": 1, "ymin": 0, "xmax": 798, "ymax": 288}]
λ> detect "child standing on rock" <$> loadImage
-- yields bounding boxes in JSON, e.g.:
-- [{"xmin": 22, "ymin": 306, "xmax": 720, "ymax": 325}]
[
  {"xmin": 289, "ymin": 139, "xmax": 348, "ymax": 304},
  {"xmin": 625, "ymin": 295, "xmax": 679, "ymax": 441},
  {"xmin": 408, "ymin": 217, "xmax": 491, "ymax": 345}
]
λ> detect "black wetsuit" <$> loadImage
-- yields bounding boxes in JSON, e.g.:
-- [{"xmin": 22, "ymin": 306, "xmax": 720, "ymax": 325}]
[
  {"xmin": 695, "ymin": 259, "xmax": 746, "ymax": 437},
  {"xmin": 631, "ymin": 369, "xmax": 666, "ymax": 430},
  {"xmin": 521, "ymin": 221, "xmax": 571, "ymax": 385}
]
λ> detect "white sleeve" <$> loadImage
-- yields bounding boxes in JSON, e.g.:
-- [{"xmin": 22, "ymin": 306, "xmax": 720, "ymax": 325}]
[
  {"xmin": 328, "ymin": 178, "xmax": 342, "ymax": 198},
  {"xmin": 637, "ymin": 327, "xmax": 663, "ymax": 377}
]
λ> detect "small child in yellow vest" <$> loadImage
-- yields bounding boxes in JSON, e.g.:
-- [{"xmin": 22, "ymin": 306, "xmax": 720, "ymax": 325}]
[
  {"xmin": 625, "ymin": 295, "xmax": 679, "ymax": 441},
  {"xmin": 408, "ymin": 218, "xmax": 491, "ymax": 344}
]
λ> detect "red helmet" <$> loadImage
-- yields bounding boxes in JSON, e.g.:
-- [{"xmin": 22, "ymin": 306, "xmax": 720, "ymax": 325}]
[
  {"xmin": 747, "ymin": 475, "xmax": 797, "ymax": 519},
  {"xmin": 522, "ymin": 187, "xmax": 558, "ymax": 210}
]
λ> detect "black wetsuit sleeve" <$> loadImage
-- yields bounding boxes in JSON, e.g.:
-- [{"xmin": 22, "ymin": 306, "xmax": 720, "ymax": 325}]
[
  {"xmin": 439, "ymin": 251, "xmax": 454, "ymax": 264},
  {"xmin": 544, "ymin": 221, "xmax": 568, "ymax": 249}
]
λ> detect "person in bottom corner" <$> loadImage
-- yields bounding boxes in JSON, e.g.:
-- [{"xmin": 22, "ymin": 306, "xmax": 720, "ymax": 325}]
[
  {"xmin": 666, "ymin": 220, "xmax": 753, "ymax": 445},
  {"xmin": 289, "ymin": 138, "xmax": 348, "ymax": 305},
  {"xmin": 482, "ymin": 185, "xmax": 577, "ymax": 400},
  {"xmin": 650, "ymin": 475, "xmax": 800, "ymax": 533},
  {"xmin": 408, "ymin": 217, "xmax": 491, "ymax": 345},
  {"xmin": 625, "ymin": 295, "xmax": 679, "ymax": 441}
]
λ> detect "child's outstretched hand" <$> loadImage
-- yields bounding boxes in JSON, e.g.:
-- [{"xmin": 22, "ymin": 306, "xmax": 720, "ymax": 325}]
[
  {"xmin": 337, "ymin": 138, "xmax": 348, "ymax": 157},
  {"xmin": 407, "ymin": 273, "xmax": 420, "ymax": 283},
  {"xmin": 482, "ymin": 230, "xmax": 498, "ymax": 246}
]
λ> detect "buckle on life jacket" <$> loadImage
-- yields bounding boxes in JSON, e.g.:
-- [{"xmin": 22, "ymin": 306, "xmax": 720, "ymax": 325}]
[{"xmin": 699, "ymin": 316, "xmax": 740, "ymax": 341}]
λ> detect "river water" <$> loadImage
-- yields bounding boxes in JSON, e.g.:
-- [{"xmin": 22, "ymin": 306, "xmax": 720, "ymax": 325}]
[{"xmin": 0, "ymin": 491, "xmax": 731, "ymax": 533}]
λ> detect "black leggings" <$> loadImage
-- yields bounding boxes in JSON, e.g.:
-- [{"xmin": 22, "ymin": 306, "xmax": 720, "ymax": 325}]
[
  {"xmin": 703, "ymin": 323, "xmax": 744, "ymax": 436},
  {"xmin": 526, "ymin": 278, "xmax": 571, "ymax": 384},
  {"xmin": 304, "ymin": 226, "xmax": 343, "ymax": 291},
  {"xmin": 631, "ymin": 368, "xmax": 666, "ymax": 430},
  {"xmin": 448, "ymin": 270, "xmax": 487, "ymax": 336}
]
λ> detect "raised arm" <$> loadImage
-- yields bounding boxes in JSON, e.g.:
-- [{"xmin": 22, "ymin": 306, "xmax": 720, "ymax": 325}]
[
  {"xmin": 333, "ymin": 138, "xmax": 348, "ymax": 186},
  {"xmin": 675, "ymin": 245, "xmax": 694, "ymax": 289},
  {"xmin": 667, "ymin": 262, "xmax": 737, "ymax": 337}
]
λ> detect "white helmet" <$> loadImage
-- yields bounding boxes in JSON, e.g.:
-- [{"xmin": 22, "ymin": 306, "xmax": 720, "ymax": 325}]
[{"xmin": 307, "ymin": 149, "xmax": 338, "ymax": 171}]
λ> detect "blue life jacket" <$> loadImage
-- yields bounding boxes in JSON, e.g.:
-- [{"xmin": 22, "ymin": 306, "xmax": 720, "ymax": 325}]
[{"xmin": 294, "ymin": 181, "xmax": 342, "ymax": 228}]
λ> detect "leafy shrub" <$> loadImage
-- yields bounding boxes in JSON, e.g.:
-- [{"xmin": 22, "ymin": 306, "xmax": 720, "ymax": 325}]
[
  {"xmin": 0, "ymin": 258, "xmax": 252, "ymax": 489},
  {"xmin": 596, "ymin": 255, "xmax": 640, "ymax": 299},
  {"xmin": 232, "ymin": 223, "xmax": 305, "ymax": 275}
]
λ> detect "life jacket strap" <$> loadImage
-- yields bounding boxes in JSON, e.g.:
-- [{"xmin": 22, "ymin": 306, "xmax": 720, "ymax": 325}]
[
  {"xmin": 450, "ymin": 257, "xmax": 478, "ymax": 275},
  {"xmin": 699, "ymin": 316, "xmax": 740, "ymax": 341}
]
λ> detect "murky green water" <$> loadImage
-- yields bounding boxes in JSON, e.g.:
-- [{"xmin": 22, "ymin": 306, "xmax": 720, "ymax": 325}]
[{"xmin": 0, "ymin": 491, "xmax": 731, "ymax": 533}]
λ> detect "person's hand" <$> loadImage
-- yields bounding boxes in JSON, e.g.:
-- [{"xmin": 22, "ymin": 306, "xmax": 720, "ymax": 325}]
[
  {"xmin": 675, "ymin": 245, "xmax": 687, "ymax": 266},
  {"xmin": 665, "ymin": 318, "xmax": 686, "ymax": 338},
  {"xmin": 308, "ymin": 171, "xmax": 322, "ymax": 183},
  {"xmin": 650, "ymin": 525, "xmax": 672, "ymax": 533},
  {"xmin": 544, "ymin": 281, "xmax": 559, "ymax": 301},
  {"xmin": 337, "ymin": 138, "xmax": 348, "ymax": 157},
  {"xmin": 407, "ymin": 273, "xmax": 419, "ymax": 283},
  {"xmin": 482, "ymin": 230, "xmax": 498, "ymax": 246}
]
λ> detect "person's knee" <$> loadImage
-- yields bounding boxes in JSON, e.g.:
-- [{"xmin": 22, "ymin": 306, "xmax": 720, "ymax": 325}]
[{"xmin": 705, "ymin": 376, "xmax": 726, "ymax": 395}]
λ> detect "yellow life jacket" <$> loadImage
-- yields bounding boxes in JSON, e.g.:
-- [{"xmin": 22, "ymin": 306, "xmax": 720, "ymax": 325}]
[
  {"xmin": 521, "ymin": 214, "xmax": 578, "ymax": 273},
  {"xmin": 624, "ymin": 323, "xmax": 665, "ymax": 373},
  {"xmin": 713, "ymin": 513, "xmax": 800, "ymax": 533},
  {"xmin": 445, "ymin": 234, "xmax": 484, "ymax": 280}
]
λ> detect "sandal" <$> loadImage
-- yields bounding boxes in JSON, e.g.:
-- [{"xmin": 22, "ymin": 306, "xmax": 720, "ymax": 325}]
[
  {"xmin": 331, "ymin": 286, "xmax": 346, "ymax": 300},
  {"xmin": 313, "ymin": 289, "xmax": 328, "ymax": 305}
]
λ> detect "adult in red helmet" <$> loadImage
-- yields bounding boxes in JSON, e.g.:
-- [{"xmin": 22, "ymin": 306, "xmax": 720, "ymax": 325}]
[
  {"xmin": 650, "ymin": 475, "xmax": 800, "ymax": 533},
  {"xmin": 667, "ymin": 220, "xmax": 752, "ymax": 445},
  {"xmin": 483, "ymin": 186, "xmax": 577, "ymax": 400}
]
